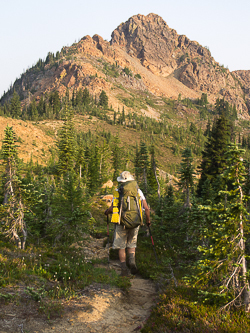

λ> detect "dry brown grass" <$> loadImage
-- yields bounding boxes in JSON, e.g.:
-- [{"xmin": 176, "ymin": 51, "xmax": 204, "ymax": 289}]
[
  {"xmin": 0, "ymin": 113, "xmax": 189, "ymax": 173},
  {"xmin": 0, "ymin": 117, "xmax": 54, "ymax": 164}
]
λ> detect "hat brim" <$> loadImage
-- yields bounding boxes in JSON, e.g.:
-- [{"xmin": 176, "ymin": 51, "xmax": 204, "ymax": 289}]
[{"xmin": 117, "ymin": 176, "xmax": 134, "ymax": 182}]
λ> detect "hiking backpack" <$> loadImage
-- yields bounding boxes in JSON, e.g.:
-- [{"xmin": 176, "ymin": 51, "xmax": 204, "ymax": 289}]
[{"xmin": 118, "ymin": 180, "xmax": 143, "ymax": 229}]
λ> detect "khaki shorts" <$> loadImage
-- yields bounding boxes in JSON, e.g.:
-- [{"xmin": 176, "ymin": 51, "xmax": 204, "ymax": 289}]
[{"xmin": 112, "ymin": 224, "xmax": 140, "ymax": 249}]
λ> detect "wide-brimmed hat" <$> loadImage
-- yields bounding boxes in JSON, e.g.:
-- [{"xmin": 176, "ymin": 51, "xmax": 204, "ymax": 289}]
[{"xmin": 117, "ymin": 171, "xmax": 134, "ymax": 183}]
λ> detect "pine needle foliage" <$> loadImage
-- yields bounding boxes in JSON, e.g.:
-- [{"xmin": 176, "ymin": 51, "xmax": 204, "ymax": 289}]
[
  {"xmin": 178, "ymin": 147, "xmax": 196, "ymax": 208},
  {"xmin": 57, "ymin": 105, "xmax": 76, "ymax": 175},
  {"xmin": 198, "ymin": 111, "xmax": 231, "ymax": 196},
  {"xmin": 1, "ymin": 125, "xmax": 27, "ymax": 249},
  {"xmin": 188, "ymin": 144, "xmax": 250, "ymax": 310}
]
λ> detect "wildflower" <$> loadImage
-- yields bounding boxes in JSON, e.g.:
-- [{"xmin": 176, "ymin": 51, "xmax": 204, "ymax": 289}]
[{"xmin": 69, "ymin": 277, "xmax": 70, "ymax": 280}]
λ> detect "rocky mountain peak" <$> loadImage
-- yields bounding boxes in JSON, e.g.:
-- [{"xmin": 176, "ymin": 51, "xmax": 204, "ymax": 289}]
[
  {"xmin": 2, "ymin": 13, "xmax": 250, "ymax": 119},
  {"xmin": 111, "ymin": 13, "xmax": 178, "ymax": 76}
]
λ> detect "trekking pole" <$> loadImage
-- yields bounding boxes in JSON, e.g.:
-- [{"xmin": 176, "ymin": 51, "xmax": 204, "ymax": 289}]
[
  {"xmin": 147, "ymin": 225, "xmax": 159, "ymax": 265},
  {"xmin": 107, "ymin": 215, "xmax": 110, "ymax": 268}
]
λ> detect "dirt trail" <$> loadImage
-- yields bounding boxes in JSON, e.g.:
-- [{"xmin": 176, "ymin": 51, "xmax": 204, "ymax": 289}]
[
  {"xmin": 43, "ymin": 263, "xmax": 157, "ymax": 333},
  {"xmin": 0, "ymin": 241, "xmax": 158, "ymax": 333}
]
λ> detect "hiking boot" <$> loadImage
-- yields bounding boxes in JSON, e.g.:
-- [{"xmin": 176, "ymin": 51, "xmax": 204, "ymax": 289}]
[
  {"xmin": 120, "ymin": 262, "xmax": 129, "ymax": 277},
  {"xmin": 130, "ymin": 264, "xmax": 138, "ymax": 275},
  {"xmin": 128, "ymin": 253, "xmax": 138, "ymax": 275}
]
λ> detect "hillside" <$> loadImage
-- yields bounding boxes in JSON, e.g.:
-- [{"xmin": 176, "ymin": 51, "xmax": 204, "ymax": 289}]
[
  {"xmin": 0, "ymin": 117, "xmax": 54, "ymax": 164},
  {"xmin": 1, "ymin": 13, "xmax": 250, "ymax": 120}
]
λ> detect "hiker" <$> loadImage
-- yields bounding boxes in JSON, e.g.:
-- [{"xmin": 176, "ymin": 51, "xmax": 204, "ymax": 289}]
[{"xmin": 104, "ymin": 171, "xmax": 151, "ymax": 276}]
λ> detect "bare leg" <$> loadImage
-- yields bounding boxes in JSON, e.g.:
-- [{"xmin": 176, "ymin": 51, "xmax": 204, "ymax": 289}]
[
  {"xmin": 127, "ymin": 248, "xmax": 135, "ymax": 255},
  {"xmin": 119, "ymin": 248, "xmax": 126, "ymax": 262},
  {"xmin": 119, "ymin": 249, "xmax": 128, "ymax": 276}
]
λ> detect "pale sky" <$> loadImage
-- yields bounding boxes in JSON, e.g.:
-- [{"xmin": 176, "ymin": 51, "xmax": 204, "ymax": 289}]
[{"xmin": 1, "ymin": 0, "xmax": 250, "ymax": 98}]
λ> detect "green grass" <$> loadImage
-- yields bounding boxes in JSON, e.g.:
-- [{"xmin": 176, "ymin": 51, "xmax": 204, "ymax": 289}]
[
  {"xmin": 124, "ymin": 217, "xmax": 250, "ymax": 333},
  {"xmin": 0, "ymin": 237, "xmax": 130, "ymax": 296},
  {"xmin": 141, "ymin": 284, "xmax": 250, "ymax": 333}
]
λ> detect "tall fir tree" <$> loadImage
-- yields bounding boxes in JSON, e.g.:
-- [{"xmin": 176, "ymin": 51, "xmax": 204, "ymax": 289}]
[
  {"xmin": 10, "ymin": 90, "xmax": 21, "ymax": 118},
  {"xmin": 148, "ymin": 145, "xmax": 160, "ymax": 200},
  {"xmin": 99, "ymin": 90, "xmax": 108, "ymax": 109},
  {"xmin": 57, "ymin": 105, "xmax": 76, "ymax": 175},
  {"xmin": 178, "ymin": 147, "xmax": 196, "ymax": 208},
  {"xmin": 192, "ymin": 144, "xmax": 250, "ymax": 310},
  {"xmin": 197, "ymin": 111, "xmax": 231, "ymax": 196},
  {"xmin": 50, "ymin": 171, "xmax": 85, "ymax": 243},
  {"xmin": 87, "ymin": 142, "xmax": 101, "ymax": 194},
  {"xmin": 137, "ymin": 141, "xmax": 150, "ymax": 194},
  {"xmin": 29, "ymin": 98, "xmax": 38, "ymax": 120},
  {"xmin": 1, "ymin": 126, "xmax": 27, "ymax": 249},
  {"xmin": 111, "ymin": 135, "xmax": 123, "ymax": 182},
  {"xmin": 82, "ymin": 87, "xmax": 90, "ymax": 105}
]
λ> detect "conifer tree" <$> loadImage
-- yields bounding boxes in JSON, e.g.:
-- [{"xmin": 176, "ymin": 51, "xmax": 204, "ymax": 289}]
[
  {"xmin": 137, "ymin": 141, "xmax": 150, "ymax": 194},
  {"xmin": 72, "ymin": 90, "xmax": 76, "ymax": 107},
  {"xmin": 111, "ymin": 135, "xmax": 123, "ymax": 182},
  {"xmin": 197, "ymin": 111, "xmax": 231, "ymax": 196},
  {"xmin": 192, "ymin": 144, "xmax": 250, "ymax": 310},
  {"xmin": 99, "ymin": 90, "xmax": 108, "ymax": 109},
  {"xmin": 148, "ymin": 145, "xmax": 160, "ymax": 200},
  {"xmin": 49, "ymin": 90, "xmax": 61, "ymax": 118},
  {"xmin": 120, "ymin": 106, "xmax": 126, "ymax": 124},
  {"xmin": 99, "ymin": 139, "xmax": 110, "ymax": 184},
  {"xmin": 75, "ymin": 139, "xmax": 86, "ymax": 180},
  {"xmin": 57, "ymin": 105, "xmax": 76, "ymax": 174},
  {"xmin": 87, "ymin": 142, "xmax": 101, "ymax": 194},
  {"xmin": 161, "ymin": 184, "xmax": 178, "ymax": 233},
  {"xmin": 178, "ymin": 147, "xmax": 196, "ymax": 208},
  {"xmin": 134, "ymin": 143, "xmax": 140, "ymax": 181},
  {"xmin": 75, "ymin": 89, "xmax": 83, "ymax": 106},
  {"xmin": 37, "ymin": 95, "xmax": 45, "ymax": 117},
  {"xmin": 50, "ymin": 170, "xmax": 85, "ymax": 243},
  {"xmin": 29, "ymin": 98, "xmax": 38, "ymax": 120},
  {"xmin": 10, "ymin": 90, "xmax": 21, "ymax": 118},
  {"xmin": 82, "ymin": 88, "xmax": 90, "ymax": 105},
  {"xmin": 1, "ymin": 126, "xmax": 27, "ymax": 249}
]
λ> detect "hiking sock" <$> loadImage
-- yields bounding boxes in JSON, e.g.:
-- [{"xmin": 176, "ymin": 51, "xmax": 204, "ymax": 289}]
[
  {"xmin": 128, "ymin": 253, "xmax": 137, "ymax": 274},
  {"xmin": 120, "ymin": 262, "xmax": 129, "ymax": 276}
]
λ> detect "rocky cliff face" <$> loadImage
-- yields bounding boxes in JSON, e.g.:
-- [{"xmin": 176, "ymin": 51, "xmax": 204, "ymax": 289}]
[
  {"xmin": 232, "ymin": 70, "xmax": 250, "ymax": 113},
  {"xmin": 111, "ymin": 14, "xmax": 179, "ymax": 77},
  {"xmin": 2, "ymin": 13, "xmax": 250, "ymax": 119},
  {"xmin": 111, "ymin": 14, "xmax": 249, "ymax": 116}
]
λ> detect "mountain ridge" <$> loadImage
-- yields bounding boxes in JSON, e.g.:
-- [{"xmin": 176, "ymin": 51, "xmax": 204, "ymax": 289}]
[{"xmin": 1, "ymin": 13, "xmax": 250, "ymax": 119}]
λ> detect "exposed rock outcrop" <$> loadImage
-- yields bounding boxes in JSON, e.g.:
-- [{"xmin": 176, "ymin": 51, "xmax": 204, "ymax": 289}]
[
  {"xmin": 111, "ymin": 13, "xmax": 249, "ymax": 116},
  {"xmin": 2, "ymin": 13, "xmax": 250, "ymax": 118},
  {"xmin": 232, "ymin": 70, "xmax": 250, "ymax": 113}
]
